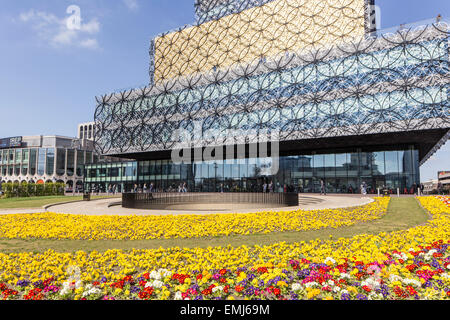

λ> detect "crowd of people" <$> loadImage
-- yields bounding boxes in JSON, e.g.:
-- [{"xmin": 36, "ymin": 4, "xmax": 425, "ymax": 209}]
[{"xmin": 87, "ymin": 180, "xmax": 429, "ymax": 196}]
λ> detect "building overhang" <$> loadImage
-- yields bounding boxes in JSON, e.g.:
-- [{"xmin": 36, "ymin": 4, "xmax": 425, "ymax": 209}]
[{"xmin": 102, "ymin": 128, "xmax": 449, "ymax": 164}]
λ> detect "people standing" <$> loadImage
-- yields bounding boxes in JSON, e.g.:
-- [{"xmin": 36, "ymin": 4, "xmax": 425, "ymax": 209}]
[
  {"xmin": 143, "ymin": 184, "xmax": 148, "ymax": 193},
  {"xmin": 361, "ymin": 181, "xmax": 367, "ymax": 195},
  {"xmin": 268, "ymin": 181, "xmax": 273, "ymax": 193},
  {"xmin": 436, "ymin": 14, "xmax": 442, "ymax": 23},
  {"xmin": 263, "ymin": 183, "xmax": 267, "ymax": 193}
]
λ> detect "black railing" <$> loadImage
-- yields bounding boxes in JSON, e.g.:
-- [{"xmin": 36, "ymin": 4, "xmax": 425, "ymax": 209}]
[{"xmin": 122, "ymin": 192, "xmax": 299, "ymax": 209}]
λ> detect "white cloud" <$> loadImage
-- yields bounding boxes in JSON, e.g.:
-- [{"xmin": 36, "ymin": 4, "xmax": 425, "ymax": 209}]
[
  {"xmin": 80, "ymin": 38, "xmax": 99, "ymax": 50},
  {"xmin": 123, "ymin": 0, "xmax": 139, "ymax": 12},
  {"xmin": 19, "ymin": 9, "xmax": 101, "ymax": 50}
]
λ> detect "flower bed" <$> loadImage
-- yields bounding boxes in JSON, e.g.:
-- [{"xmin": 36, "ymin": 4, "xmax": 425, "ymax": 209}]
[
  {"xmin": 1, "ymin": 241, "xmax": 449, "ymax": 301},
  {"xmin": 0, "ymin": 198, "xmax": 389, "ymax": 240},
  {"xmin": 0, "ymin": 196, "xmax": 448, "ymax": 300}
]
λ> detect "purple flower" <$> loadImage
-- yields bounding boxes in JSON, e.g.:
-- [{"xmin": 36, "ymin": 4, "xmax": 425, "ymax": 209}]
[
  {"xmin": 356, "ymin": 294, "xmax": 368, "ymax": 300},
  {"xmin": 341, "ymin": 293, "xmax": 351, "ymax": 300},
  {"xmin": 16, "ymin": 280, "xmax": 30, "ymax": 287}
]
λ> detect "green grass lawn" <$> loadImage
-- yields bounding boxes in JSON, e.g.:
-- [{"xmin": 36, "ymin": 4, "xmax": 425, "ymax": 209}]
[
  {"xmin": 0, "ymin": 197, "xmax": 430, "ymax": 253},
  {"xmin": 0, "ymin": 195, "xmax": 119, "ymax": 209}
]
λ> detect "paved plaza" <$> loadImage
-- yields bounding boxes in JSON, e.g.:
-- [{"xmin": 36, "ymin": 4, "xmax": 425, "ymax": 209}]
[{"xmin": 0, "ymin": 195, "xmax": 375, "ymax": 216}]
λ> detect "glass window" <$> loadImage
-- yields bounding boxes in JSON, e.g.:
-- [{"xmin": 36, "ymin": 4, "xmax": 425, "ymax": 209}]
[
  {"xmin": 29, "ymin": 149, "xmax": 37, "ymax": 176},
  {"xmin": 336, "ymin": 153, "xmax": 347, "ymax": 177},
  {"xmin": 385, "ymin": 151, "xmax": 399, "ymax": 175},
  {"xmin": 324, "ymin": 154, "xmax": 335, "ymax": 178},
  {"xmin": 15, "ymin": 149, "xmax": 22, "ymax": 164},
  {"xmin": 76, "ymin": 151, "xmax": 85, "ymax": 176},
  {"xmin": 67, "ymin": 150, "xmax": 75, "ymax": 177},
  {"xmin": 313, "ymin": 154, "xmax": 324, "ymax": 178},
  {"xmin": 37, "ymin": 148, "xmax": 46, "ymax": 176},
  {"xmin": 360, "ymin": 152, "xmax": 372, "ymax": 177},
  {"xmin": 21, "ymin": 164, "xmax": 28, "ymax": 176},
  {"xmin": 46, "ymin": 148, "xmax": 55, "ymax": 175},
  {"xmin": 372, "ymin": 152, "xmax": 385, "ymax": 175},
  {"xmin": 56, "ymin": 149, "xmax": 66, "ymax": 176},
  {"xmin": 86, "ymin": 152, "xmax": 93, "ymax": 165},
  {"xmin": 23, "ymin": 149, "xmax": 29, "ymax": 163}
]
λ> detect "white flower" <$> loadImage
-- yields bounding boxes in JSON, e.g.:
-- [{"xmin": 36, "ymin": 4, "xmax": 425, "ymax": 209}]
[
  {"xmin": 339, "ymin": 273, "xmax": 351, "ymax": 279},
  {"xmin": 333, "ymin": 286, "xmax": 341, "ymax": 293},
  {"xmin": 402, "ymin": 278, "xmax": 421, "ymax": 287},
  {"xmin": 424, "ymin": 249, "xmax": 437, "ymax": 261},
  {"xmin": 389, "ymin": 274, "xmax": 402, "ymax": 283},
  {"xmin": 212, "ymin": 286, "xmax": 223, "ymax": 293},
  {"xmin": 304, "ymin": 281, "xmax": 319, "ymax": 288},
  {"xmin": 361, "ymin": 277, "xmax": 381, "ymax": 290},
  {"xmin": 291, "ymin": 283, "xmax": 302, "ymax": 291},
  {"xmin": 324, "ymin": 257, "xmax": 336, "ymax": 265},
  {"xmin": 158, "ymin": 269, "xmax": 172, "ymax": 278},
  {"xmin": 152, "ymin": 280, "xmax": 164, "ymax": 289},
  {"xmin": 174, "ymin": 291, "xmax": 183, "ymax": 300},
  {"xmin": 150, "ymin": 270, "xmax": 162, "ymax": 280},
  {"xmin": 82, "ymin": 285, "xmax": 101, "ymax": 297}
]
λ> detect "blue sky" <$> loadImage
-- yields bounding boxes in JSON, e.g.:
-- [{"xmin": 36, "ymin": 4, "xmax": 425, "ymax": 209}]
[{"xmin": 0, "ymin": 0, "xmax": 448, "ymax": 181}]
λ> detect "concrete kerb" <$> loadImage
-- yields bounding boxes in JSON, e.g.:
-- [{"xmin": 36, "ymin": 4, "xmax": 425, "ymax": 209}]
[{"xmin": 43, "ymin": 197, "xmax": 121, "ymax": 211}]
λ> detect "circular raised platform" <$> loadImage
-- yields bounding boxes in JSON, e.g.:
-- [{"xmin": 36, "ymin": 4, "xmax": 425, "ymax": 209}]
[{"xmin": 122, "ymin": 192, "xmax": 299, "ymax": 210}]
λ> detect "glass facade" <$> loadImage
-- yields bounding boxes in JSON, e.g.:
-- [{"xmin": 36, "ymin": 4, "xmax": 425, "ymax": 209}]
[
  {"xmin": 0, "ymin": 146, "xmax": 95, "ymax": 187},
  {"xmin": 84, "ymin": 146, "xmax": 420, "ymax": 194}
]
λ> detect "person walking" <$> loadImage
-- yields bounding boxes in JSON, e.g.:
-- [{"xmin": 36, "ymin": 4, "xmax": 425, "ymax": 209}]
[
  {"xmin": 143, "ymin": 184, "xmax": 148, "ymax": 193},
  {"xmin": 436, "ymin": 14, "xmax": 442, "ymax": 23},
  {"xmin": 320, "ymin": 179, "xmax": 326, "ymax": 195},
  {"xmin": 263, "ymin": 183, "xmax": 267, "ymax": 193},
  {"xmin": 268, "ymin": 181, "xmax": 273, "ymax": 193}
]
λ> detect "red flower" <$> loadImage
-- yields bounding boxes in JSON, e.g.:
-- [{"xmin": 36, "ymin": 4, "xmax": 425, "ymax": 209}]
[
  {"xmin": 201, "ymin": 289, "xmax": 212, "ymax": 295},
  {"xmin": 235, "ymin": 286, "xmax": 244, "ymax": 293},
  {"xmin": 196, "ymin": 274, "xmax": 203, "ymax": 280},
  {"xmin": 273, "ymin": 288, "xmax": 281, "ymax": 296},
  {"xmin": 219, "ymin": 269, "xmax": 227, "ymax": 275},
  {"xmin": 362, "ymin": 286, "xmax": 372, "ymax": 293},
  {"xmin": 406, "ymin": 265, "xmax": 417, "ymax": 272},
  {"xmin": 406, "ymin": 286, "xmax": 417, "ymax": 296}
]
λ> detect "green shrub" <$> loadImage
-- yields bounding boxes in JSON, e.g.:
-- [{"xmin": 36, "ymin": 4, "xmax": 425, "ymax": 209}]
[{"xmin": 0, "ymin": 181, "xmax": 68, "ymax": 198}]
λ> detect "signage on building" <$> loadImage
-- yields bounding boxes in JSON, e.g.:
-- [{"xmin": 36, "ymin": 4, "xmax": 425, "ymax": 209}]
[
  {"xmin": 438, "ymin": 171, "xmax": 450, "ymax": 178},
  {"xmin": 0, "ymin": 137, "xmax": 22, "ymax": 149}
]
